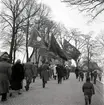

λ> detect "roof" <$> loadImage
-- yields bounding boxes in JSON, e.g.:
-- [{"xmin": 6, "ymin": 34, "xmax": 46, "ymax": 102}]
[{"xmin": 0, "ymin": 51, "xmax": 9, "ymax": 58}]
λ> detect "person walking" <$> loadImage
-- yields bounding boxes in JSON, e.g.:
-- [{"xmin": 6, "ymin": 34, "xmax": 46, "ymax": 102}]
[
  {"xmin": 85, "ymin": 71, "xmax": 90, "ymax": 79},
  {"xmin": 41, "ymin": 63, "xmax": 49, "ymax": 88},
  {"xmin": 32, "ymin": 63, "xmax": 37, "ymax": 83},
  {"xmin": 63, "ymin": 66, "xmax": 67, "ymax": 80},
  {"xmin": 90, "ymin": 71, "xmax": 94, "ymax": 81},
  {"xmin": 0, "ymin": 54, "xmax": 12, "ymax": 101},
  {"xmin": 53, "ymin": 64, "xmax": 57, "ymax": 80},
  {"xmin": 10, "ymin": 59, "xmax": 24, "ymax": 95},
  {"xmin": 24, "ymin": 59, "xmax": 34, "ymax": 91},
  {"xmin": 65, "ymin": 66, "xmax": 70, "ymax": 79},
  {"xmin": 75, "ymin": 67, "xmax": 79, "ymax": 79},
  {"xmin": 93, "ymin": 70, "xmax": 97, "ymax": 84},
  {"xmin": 56, "ymin": 64, "xmax": 63, "ymax": 84},
  {"xmin": 82, "ymin": 77, "xmax": 95, "ymax": 105},
  {"xmin": 79, "ymin": 71, "xmax": 84, "ymax": 81},
  {"xmin": 98, "ymin": 72, "xmax": 102, "ymax": 81}
]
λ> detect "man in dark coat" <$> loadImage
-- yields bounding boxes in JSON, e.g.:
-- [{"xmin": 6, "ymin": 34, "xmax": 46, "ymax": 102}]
[
  {"xmin": 90, "ymin": 71, "xmax": 94, "ymax": 81},
  {"xmin": 10, "ymin": 59, "xmax": 24, "ymax": 95},
  {"xmin": 75, "ymin": 67, "xmax": 79, "ymax": 79},
  {"xmin": 56, "ymin": 64, "xmax": 64, "ymax": 84},
  {"xmin": 82, "ymin": 77, "xmax": 95, "ymax": 105}
]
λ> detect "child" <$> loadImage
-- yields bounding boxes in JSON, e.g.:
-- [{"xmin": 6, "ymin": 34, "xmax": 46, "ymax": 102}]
[{"xmin": 82, "ymin": 77, "xmax": 95, "ymax": 105}]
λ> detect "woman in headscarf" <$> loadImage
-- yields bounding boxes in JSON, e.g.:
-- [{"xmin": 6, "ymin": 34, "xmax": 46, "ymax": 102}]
[
  {"xmin": 10, "ymin": 59, "xmax": 24, "ymax": 95},
  {"xmin": 0, "ymin": 53, "xmax": 12, "ymax": 101}
]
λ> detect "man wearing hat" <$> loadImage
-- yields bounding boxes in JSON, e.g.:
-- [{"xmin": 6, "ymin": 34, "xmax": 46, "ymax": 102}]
[{"xmin": 0, "ymin": 53, "xmax": 12, "ymax": 101}]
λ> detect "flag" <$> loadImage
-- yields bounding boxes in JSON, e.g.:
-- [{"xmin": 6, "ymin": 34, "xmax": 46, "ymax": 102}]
[
  {"xmin": 28, "ymin": 27, "xmax": 41, "ymax": 47},
  {"xmin": 49, "ymin": 35, "xmax": 68, "ymax": 61},
  {"xmin": 38, "ymin": 48, "xmax": 49, "ymax": 56},
  {"xmin": 38, "ymin": 48, "xmax": 57, "ymax": 59},
  {"xmin": 28, "ymin": 27, "xmax": 48, "ymax": 49},
  {"xmin": 63, "ymin": 39, "xmax": 81, "ymax": 61}
]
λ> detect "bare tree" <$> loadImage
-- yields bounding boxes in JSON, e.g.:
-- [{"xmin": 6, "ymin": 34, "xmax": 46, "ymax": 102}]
[
  {"xmin": 66, "ymin": 28, "xmax": 87, "ymax": 67},
  {"xmin": 96, "ymin": 30, "xmax": 104, "ymax": 48},
  {"xmin": 13, "ymin": 32, "xmax": 25, "ymax": 63},
  {"xmin": 28, "ymin": 4, "xmax": 53, "ymax": 64},
  {"xmin": 61, "ymin": 0, "xmax": 104, "ymax": 19},
  {"xmin": 0, "ymin": 0, "xmax": 31, "ymax": 63},
  {"xmin": 82, "ymin": 34, "xmax": 98, "ymax": 70},
  {"xmin": 22, "ymin": 0, "xmax": 41, "ymax": 62},
  {"xmin": 55, "ymin": 23, "xmax": 72, "ymax": 46},
  {"xmin": 94, "ymin": 30, "xmax": 104, "ymax": 67},
  {"xmin": 0, "ymin": 0, "xmax": 42, "ymax": 63}
]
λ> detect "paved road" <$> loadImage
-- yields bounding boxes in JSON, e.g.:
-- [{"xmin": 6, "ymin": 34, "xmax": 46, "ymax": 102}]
[
  {"xmin": 0, "ymin": 73, "xmax": 104, "ymax": 105},
  {"xmin": 96, "ymin": 80, "xmax": 104, "ymax": 97}
]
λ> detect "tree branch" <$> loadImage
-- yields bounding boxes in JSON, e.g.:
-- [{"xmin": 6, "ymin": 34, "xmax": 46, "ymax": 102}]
[{"xmin": 0, "ymin": 14, "xmax": 13, "ymax": 28}]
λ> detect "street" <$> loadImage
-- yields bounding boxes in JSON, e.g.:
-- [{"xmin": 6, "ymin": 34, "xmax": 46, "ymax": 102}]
[{"xmin": 0, "ymin": 73, "xmax": 104, "ymax": 105}]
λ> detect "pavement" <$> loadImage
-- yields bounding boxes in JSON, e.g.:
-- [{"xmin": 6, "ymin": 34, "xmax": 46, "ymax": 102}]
[{"xmin": 0, "ymin": 73, "xmax": 104, "ymax": 105}]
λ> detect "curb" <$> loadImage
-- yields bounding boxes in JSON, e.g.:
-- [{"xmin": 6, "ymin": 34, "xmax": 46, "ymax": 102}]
[
  {"xmin": 97, "ymin": 79, "xmax": 104, "ymax": 85},
  {"xmin": 94, "ymin": 85, "xmax": 104, "ymax": 97},
  {"xmin": 94, "ymin": 80, "xmax": 104, "ymax": 97}
]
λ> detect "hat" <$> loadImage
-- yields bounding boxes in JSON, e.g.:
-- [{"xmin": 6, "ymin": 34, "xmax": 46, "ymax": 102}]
[
  {"xmin": 1, "ymin": 54, "xmax": 9, "ymax": 60},
  {"xmin": 16, "ymin": 59, "xmax": 21, "ymax": 64}
]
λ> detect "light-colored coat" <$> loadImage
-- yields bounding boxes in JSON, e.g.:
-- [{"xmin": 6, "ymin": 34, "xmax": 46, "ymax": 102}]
[
  {"xmin": 24, "ymin": 62, "xmax": 34, "ymax": 79},
  {"xmin": 0, "ymin": 61, "xmax": 11, "ymax": 94},
  {"xmin": 53, "ymin": 65, "xmax": 57, "ymax": 76}
]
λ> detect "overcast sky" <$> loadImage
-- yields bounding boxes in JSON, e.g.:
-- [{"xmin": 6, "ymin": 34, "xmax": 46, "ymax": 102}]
[
  {"xmin": 41, "ymin": 0, "xmax": 104, "ymax": 38},
  {"xmin": 0, "ymin": 0, "xmax": 104, "ymax": 37}
]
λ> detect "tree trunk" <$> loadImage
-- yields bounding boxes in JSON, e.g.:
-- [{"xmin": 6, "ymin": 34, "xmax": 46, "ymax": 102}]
[
  {"xmin": 87, "ymin": 44, "xmax": 90, "ymax": 71},
  {"xmin": 13, "ymin": 35, "xmax": 17, "ymax": 64},
  {"xmin": 13, "ymin": 49, "xmax": 16, "ymax": 64},
  {"xmin": 26, "ymin": 19, "xmax": 29, "ymax": 62},
  {"xmin": 9, "ymin": 21, "xmax": 16, "ymax": 63}
]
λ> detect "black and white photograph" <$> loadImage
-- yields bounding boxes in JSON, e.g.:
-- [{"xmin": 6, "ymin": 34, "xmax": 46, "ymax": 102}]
[{"xmin": 0, "ymin": 0, "xmax": 104, "ymax": 105}]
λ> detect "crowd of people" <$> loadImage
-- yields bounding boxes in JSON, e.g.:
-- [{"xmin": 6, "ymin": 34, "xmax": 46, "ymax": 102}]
[
  {"xmin": 0, "ymin": 53, "xmax": 71, "ymax": 102},
  {"xmin": 0, "ymin": 53, "xmax": 102, "ymax": 105},
  {"xmin": 38, "ymin": 62, "xmax": 71, "ymax": 87},
  {"xmin": 0, "ymin": 54, "xmax": 37, "ymax": 101},
  {"xmin": 75, "ymin": 67, "xmax": 100, "ymax": 84}
]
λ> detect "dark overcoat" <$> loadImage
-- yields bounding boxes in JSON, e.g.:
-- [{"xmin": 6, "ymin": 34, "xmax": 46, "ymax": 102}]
[
  {"xmin": 41, "ymin": 64, "xmax": 49, "ymax": 82},
  {"xmin": 82, "ymin": 82, "xmax": 95, "ymax": 95},
  {"xmin": 11, "ymin": 63, "xmax": 24, "ymax": 90},
  {"xmin": 56, "ymin": 64, "xmax": 64, "ymax": 77}
]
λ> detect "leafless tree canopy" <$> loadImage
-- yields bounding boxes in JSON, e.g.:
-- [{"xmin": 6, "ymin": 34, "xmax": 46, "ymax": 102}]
[{"xmin": 61, "ymin": 0, "xmax": 104, "ymax": 19}]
